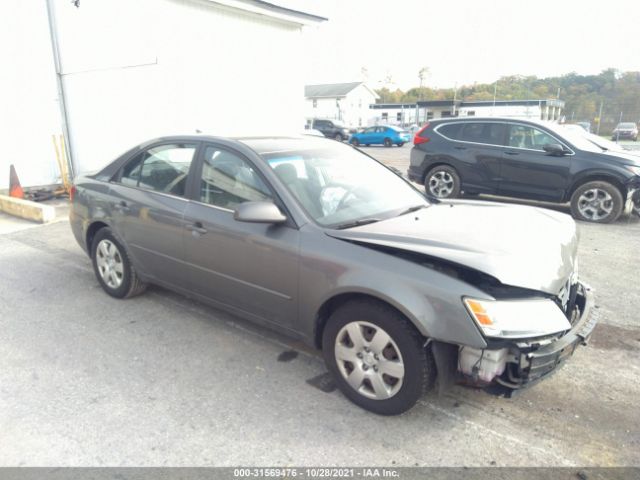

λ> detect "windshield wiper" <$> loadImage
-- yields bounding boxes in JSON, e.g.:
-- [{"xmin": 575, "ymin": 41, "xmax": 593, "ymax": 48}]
[
  {"xmin": 396, "ymin": 204, "xmax": 428, "ymax": 216},
  {"xmin": 333, "ymin": 218, "xmax": 382, "ymax": 230}
]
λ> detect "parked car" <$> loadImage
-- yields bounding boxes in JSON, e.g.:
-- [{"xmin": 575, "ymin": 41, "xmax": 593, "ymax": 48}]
[
  {"xmin": 71, "ymin": 135, "xmax": 596, "ymax": 415},
  {"xmin": 409, "ymin": 118, "xmax": 640, "ymax": 223},
  {"xmin": 311, "ymin": 119, "xmax": 351, "ymax": 141},
  {"xmin": 611, "ymin": 122, "xmax": 638, "ymax": 141},
  {"xmin": 349, "ymin": 125, "xmax": 411, "ymax": 147}
]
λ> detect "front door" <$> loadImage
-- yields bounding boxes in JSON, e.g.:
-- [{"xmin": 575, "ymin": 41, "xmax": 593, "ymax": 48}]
[
  {"xmin": 182, "ymin": 144, "xmax": 300, "ymax": 327},
  {"xmin": 108, "ymin": 142, "xmax": 199, "ymax": 286},
  {"xmin": 499, "ymin": 123, "xmax": 572, "ymax": 202}
]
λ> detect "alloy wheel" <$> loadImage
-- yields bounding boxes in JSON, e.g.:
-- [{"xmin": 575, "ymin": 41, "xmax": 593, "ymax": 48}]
[
  {"xmin": 334, "ymin": 321, "xmax": 405, "ymax": 400},
  {"xmin": 428, "ymin": 171, "xmax": 455, "ymax": 197},
  {"xmin": 95, "ymin": 239, "xmax": 124, "ymax": 289},
  {"xmin": 577, "ymin": 188, "xmax": 614, "ymax": 221}
]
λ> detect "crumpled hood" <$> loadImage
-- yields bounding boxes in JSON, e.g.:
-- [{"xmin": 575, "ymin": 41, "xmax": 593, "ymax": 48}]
[{"xmin": 327, "ymin": 201, "xmax": 578, "ymax": 295}]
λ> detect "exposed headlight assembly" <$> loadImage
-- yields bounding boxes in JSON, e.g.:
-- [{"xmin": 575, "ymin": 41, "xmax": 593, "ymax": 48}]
[{"xmin": 463, "ymin": 297, "xmax": 571, "ymax": 338}]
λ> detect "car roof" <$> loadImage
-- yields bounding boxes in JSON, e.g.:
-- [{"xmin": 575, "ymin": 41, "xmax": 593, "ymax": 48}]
[{"xmin": 428, "ymin": 116, "xmax": 557, "ymax": 128}]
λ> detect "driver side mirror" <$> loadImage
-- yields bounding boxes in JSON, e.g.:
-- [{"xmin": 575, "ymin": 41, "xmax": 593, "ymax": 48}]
[
  {"xmin": 233, "ymin": 201, "xmax": 287, "ymax": 224},
  {"xmin": 543, "ymin": 143, "xmax": 570, "ymax": 156}
]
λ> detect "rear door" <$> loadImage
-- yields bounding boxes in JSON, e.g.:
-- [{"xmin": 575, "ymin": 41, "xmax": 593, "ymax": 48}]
[
  {"xmin": 108, "ymin": 141, "xmax": 199, "ymax": 287},
  {"xmin": 436, "ymin": 121, "xmax": 505, "ymax": 194},
  {"xmin": 182, "ymin": 143, "xmax": 300, "ymax": 327},
  {"xmin": 499, "ymin": 123, "xmax": 572, "ymax": 202}
]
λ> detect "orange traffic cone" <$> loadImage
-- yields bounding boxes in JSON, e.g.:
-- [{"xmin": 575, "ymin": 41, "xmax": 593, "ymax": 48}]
[{"xmin": 9, "ymin": 165, "xmax": 24, "ymax": 199}]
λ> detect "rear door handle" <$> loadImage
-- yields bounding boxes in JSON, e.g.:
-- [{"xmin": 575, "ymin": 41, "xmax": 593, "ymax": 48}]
[
  {"xmin": 504, "ymin": 151, "xmax": 519, "ymax": 156},
  {"xmin": 186, "ymin": 222, "xmax": 208, "ymax": 235},
  {"xmin": 113, "ymin": 201, "xmax": 130, "ymax": 213},
  {"xmin": 454, "ymin": 146, "xmax": 467, "ymax": 150}
]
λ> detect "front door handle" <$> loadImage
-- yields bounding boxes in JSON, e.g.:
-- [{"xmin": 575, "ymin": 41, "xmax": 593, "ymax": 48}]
[
  {"xmin": 187, "ymin": 222, "xmax": 208, "ymax": 235},
  {"xmin": 504, "ymin": 151, "xmax": 519, "ymax": 156},
  {"xmin": 454, "ymin": 146, "xmax": 467, "ymax": 150}
]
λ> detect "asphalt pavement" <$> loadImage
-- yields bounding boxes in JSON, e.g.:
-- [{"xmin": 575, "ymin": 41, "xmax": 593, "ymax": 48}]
[{"xmin": 0, "ymin": 147, "xmax": 639, "ymax": 466}]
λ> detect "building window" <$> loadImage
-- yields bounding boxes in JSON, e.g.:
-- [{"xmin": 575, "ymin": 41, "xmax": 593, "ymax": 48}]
[
  {"xmin": 426, "ymin": 111, "xmax": 434, "ymax": 120},
  {"xmin": 312, "ymin": 99, "xmax": 317, "ymax": 108},
  {"xmin": 467, "ymin": 110, "xmax": 476, "ymax": 116},
  {"xmin": 396, "ymin": 112, "xmax": 402, "ymax": 121},
  {"xmin": 442, "ymin": 111, "xmax": 452, "ymax": 118},
  {"xmin": 381, "ymin": 112, "xmax": 388, "ymax": 121},
  {"xmin": 359, "ymin": 99, "xmax": 362, "ymax": 108}
]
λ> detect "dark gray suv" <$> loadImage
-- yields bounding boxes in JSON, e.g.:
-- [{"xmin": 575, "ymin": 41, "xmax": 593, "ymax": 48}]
[{"xmin": 409, "ymin": 117, "xmax": 640, "ymax": 223}]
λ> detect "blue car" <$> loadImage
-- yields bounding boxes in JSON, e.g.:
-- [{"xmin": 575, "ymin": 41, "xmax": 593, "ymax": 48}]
[{"xmin": 349, "ymin": 125, "xmax": 411, "ymax": 147}]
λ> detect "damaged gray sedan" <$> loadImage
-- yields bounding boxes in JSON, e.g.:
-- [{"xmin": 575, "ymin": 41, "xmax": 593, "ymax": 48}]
[{"xmin": 70, "ymin": 135, "xmax": 596, "ymax": 415}]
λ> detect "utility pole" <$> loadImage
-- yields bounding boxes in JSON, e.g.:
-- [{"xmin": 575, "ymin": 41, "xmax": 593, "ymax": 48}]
[
  {"xmin": 596, "ymin": 101, "xmax": 604, "ymax": 135},
  {"xmin": 45, "ymin": 0, "xmax": 76, "ymax": 179}
]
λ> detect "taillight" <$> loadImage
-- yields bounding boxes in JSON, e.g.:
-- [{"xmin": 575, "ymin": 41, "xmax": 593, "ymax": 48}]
[
  {"xmin": 69, "ymin": 185, "xmax": 77, "ymax": 202},
  {"xmin": 413, "ymin": 123, "xmax": 430, "ymax": 145}
]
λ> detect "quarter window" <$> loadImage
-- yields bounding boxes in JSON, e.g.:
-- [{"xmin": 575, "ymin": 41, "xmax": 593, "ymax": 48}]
[
  {"xmin": 118, "ymin": 143, "xmax": 196, "ymax": 196},
  {"xmin": 508, "ymin": 125, "xmax": 557, "ymax": 150},
  {"xmin": 199, "ymin": 147, "xmax": 272, "ymax": 210}
]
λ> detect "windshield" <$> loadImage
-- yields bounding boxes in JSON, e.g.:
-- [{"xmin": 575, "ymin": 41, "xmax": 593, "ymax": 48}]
[
  {"xmin": 546, "ymin": 123, "xmax": 603, "ymax": 153},
  {"xmin": 261, "ymin": 141, "xmax": 429, "ymax": 228},
  {"xmin": 559, "ymin": 125, "xmax": 631, "ymax": 152},
  {"xmin": 618, "ymin": 123, "xmax": 636, "ymax": 129}
]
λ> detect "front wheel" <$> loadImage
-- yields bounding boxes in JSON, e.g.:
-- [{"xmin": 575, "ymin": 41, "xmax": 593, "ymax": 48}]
[
  {"xmin": 570, "ymin": 181, "xmax": 623, "ymax": 223},
  {"xmin": 334, "ymin": 133, "xmax": 343, "ymax": 142},
  {"xmin": 351, "ymin": 138, "xmax": 360, "ymax": 147},
  {"xmin": 91, "ymin": 227, "xmax": 147, "ymax": 298},
  {"xmin": 397, "ymin": 142, "xmax": 405, "ymax": 147},
  {"xmin": 322, "ymin": 300, "xmax": 436, "ymax": 415},
  {"xmin": 383, "ymin": 138, "xmax": 392, "ymax": 147}
]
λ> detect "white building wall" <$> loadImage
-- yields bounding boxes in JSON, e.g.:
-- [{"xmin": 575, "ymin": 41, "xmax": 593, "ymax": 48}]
[
  {"xmin": 368, "ymin": 106, "xmax": 418, "ymax": 126},
  {"xmin": 0, "ymin": 1, "xmax": 63, "ymax": 188},
  {"xmin": 305, "ymin": 84, "xmax": 377, "ymax": 128},
  {"xmin": 49, "ymin": 0, "xmax": 306, "ymax": 176},
  {"xmin": 458, "ymin": 105, "xmax": 544, "ymax": 119}
]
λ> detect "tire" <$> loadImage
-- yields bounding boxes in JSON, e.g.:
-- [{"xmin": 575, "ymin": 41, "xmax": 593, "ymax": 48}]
[
  {"xmin": 570, "ymin": 181, "xmax": 623, "ymax": 223},
  {"xmin": 383, "ymin": 138, "xmax": 392, "ymax": 148},
  {"xmin": 334, "ymin": 133, "xmax": 343, "ymax": 142},
  {"xmin": 322, "ymin": 299, "xmax": 436, "ymax": 415},
  {"xmin": 424, "ymin": 165, "xmax": 461, "ymax": 199},
  {"xmin": 91, "ymin": 227, "xmax": 147, "ymax": 299},
  {"xmin": 351, "ymin": 138, "xmax": 360, "ymax": 147},
  {"xmin": 365, "ymin": 144, "xmax": 370, "ymax": 147},
  {"xmin": 398, "ymin": 142, "xmax": 405, "ymax": 147}
]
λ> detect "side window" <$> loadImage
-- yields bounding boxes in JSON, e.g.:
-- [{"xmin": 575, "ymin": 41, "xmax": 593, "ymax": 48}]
[
  {"xmin": 118, "ymin": 143, "xmax": 196, "ymax": 196},
  {"xmin": 459, "ymin": 123, "xmax": 505, "ymax": 146},
  {"xmin": 438, "ymin": 123, "xmax": 462, "ymax": 140},
  {"xmin": 199, "ymin": 146, "xmax": 272, "ymax": 210},
  {"xmin": 508, "ymin": 125, "xmax": 556, "ymax": 150}
]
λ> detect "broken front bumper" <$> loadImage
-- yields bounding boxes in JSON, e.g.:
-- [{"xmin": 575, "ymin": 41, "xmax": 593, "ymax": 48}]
[{"xmin": 496, "ymin": 282, "xmax": 596, "ymax": 389}]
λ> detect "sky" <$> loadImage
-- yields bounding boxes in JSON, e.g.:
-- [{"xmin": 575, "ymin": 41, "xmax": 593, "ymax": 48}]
[{"xmin": 300, "ymin": 0, "xmax": 640, "ymax": 90}]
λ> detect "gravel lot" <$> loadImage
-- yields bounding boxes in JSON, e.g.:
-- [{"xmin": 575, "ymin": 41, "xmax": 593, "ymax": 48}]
[{"xmin": 0, "ymin": 146, "xmax": 638, "ymax": 467}]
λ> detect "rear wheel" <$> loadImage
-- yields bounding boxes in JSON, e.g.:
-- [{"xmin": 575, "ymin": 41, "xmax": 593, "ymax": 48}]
[
  {"xmin": 91, "ymin": 227, "xmax": 147, "ymax": 299},
  {"xmin": 322, "ymin": 299, "xmax": 435, "ymax": 415},
  {"xmin": 383, "ymin": 138, "xmax": 392, "ymax": 148},
  {"xmin": 424, "ymin": 165, "xmax": 461, "ymax": 199},
  {"xmin": 570, "ymin": 181, "xmax": 623, "ymax": 223}
]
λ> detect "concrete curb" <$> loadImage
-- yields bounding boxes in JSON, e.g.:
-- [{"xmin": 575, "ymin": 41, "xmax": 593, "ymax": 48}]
[{"xmin": 0, "ymin": 194, "xmax": 56, "ymax": 223}]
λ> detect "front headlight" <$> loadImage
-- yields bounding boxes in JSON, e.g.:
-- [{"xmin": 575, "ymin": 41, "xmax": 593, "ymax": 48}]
[{"xmin": 463, "ymin": 297, "xmax": 571, "ymax": 338}]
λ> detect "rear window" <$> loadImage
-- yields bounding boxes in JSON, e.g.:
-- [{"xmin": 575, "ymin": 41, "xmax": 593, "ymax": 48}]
[
  {"xmin": 437, "ymin": 123, "xmax": 462, "ymax": 139},
  {"xmin": 458, "ymin": 123, "xmax": 506, "ymax": 146},
  {"xmin": 388, "ymin": 126, "xmax": 405, "ymax": 133}
]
